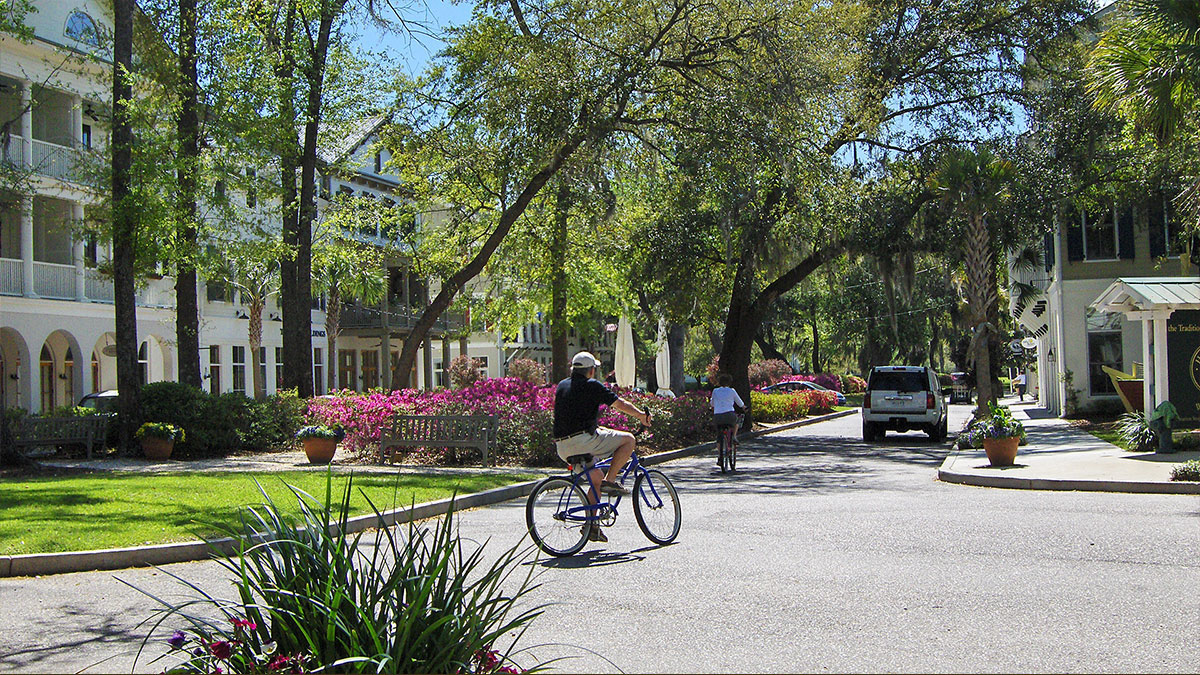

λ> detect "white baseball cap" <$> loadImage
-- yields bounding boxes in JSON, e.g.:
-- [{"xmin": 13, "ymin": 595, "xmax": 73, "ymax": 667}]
[{"xmin": 571, "ymin": 351, "xmax": 600, "ymax": 369}]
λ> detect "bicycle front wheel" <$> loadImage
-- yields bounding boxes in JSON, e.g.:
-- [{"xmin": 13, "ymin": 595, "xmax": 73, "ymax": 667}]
[
  {"xmin": 633, "ymin": 469, "xmax": 681, "ymax": 545},
  {"xmin": 526, "ymin": 477, "xmax": 590, "ymax": 557}
]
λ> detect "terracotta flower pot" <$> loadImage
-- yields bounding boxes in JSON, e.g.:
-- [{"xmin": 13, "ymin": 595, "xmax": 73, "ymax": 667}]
[
  {"xmin": 302, "ymin": 437, "xmax": 338, "ymax": 465},
  {"xmin": 982, "ymin": 436, "xmax": 1020, "ymax": 467},
  {"xmin": 142, "ymin": 437, "xmax": 175, "ymax": 460}
]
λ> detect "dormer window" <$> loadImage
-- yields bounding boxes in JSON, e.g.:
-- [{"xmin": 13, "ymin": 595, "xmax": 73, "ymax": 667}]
[{"xmin": 65, "ymin": 10, "xmax": 100, "ymax": 47}]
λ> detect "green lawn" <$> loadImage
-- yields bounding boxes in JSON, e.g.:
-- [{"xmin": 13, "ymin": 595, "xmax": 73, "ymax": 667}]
[{"xmin": 0, "ymin": 470, "xmax": 537, "ymax": 556}]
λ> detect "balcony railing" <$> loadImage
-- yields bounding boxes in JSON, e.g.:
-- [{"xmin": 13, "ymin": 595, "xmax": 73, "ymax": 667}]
[
  {"xmin": 0, "ymin": 138, "xmax": 93, "ymax": 185},
  {"xmin": 32, "ymin": 261, "xmax": 74, "ymax": 299},
  {"xmin": 84, "ymin": 268, "xmax": 114, "ymax": 302},
  {"xmin": 340, "ymin": 304, "xmax": 466, "ymax": 334},
  {"xmin": 0, "ymin": 258, "xmax": 21, "ymax": 295}
]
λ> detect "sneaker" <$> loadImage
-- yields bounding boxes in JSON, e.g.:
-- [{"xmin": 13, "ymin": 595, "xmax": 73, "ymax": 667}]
[
  {"xmin": 587, "ymin": 526, "xmax": 608, "ymax": 543},
  {"xmin": 599, "ymin": 480, "xmax": 630, "ymax": 497}
]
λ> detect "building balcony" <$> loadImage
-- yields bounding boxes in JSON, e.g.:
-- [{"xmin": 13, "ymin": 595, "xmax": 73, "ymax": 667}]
[
  {"xmin": 1, "ymin": 138, "xmax": 94, "ymax": 186},
  {"xmin": 339, "ymin": 303, "xmax": 466, "ymax": 336},
  {"xmin": 0, "ymin": 257, "xmax": 159, "ymax": 307}
]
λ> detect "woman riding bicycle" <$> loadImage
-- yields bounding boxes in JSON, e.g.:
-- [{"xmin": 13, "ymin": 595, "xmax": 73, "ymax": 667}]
[{"xmin": 711, "ymin": 373, "xmax": 745, "ymax": 427}]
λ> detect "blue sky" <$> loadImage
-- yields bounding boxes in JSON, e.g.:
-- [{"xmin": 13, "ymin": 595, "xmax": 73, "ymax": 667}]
[{"xmin": 349, "ymin": 0, "xmax": 474, "ymax": 75}]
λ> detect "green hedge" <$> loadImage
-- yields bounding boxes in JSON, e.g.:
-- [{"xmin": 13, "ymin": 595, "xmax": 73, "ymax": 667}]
[{"xmin": 141, "ymin": 382, "xmax": 304, "ymax": 456}]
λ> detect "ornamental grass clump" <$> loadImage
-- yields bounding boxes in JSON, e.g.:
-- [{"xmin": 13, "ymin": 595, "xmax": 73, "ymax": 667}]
[
  {"xmin": 1114, "ymin": 411, "xmax": 1156, "ymax": 452},
  {"xmin": 130, "ymin": 474, "xmax": 543, "ymax": 674}
]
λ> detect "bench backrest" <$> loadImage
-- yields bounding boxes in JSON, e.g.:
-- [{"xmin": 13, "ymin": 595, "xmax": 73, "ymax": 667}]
[
  {"xmin": 389, "ymin": 414, "xmax": 497, "ymax": 442},
  {"xmin": 12, "ymin": 415, "xmax": 110, "ymax": 442}
]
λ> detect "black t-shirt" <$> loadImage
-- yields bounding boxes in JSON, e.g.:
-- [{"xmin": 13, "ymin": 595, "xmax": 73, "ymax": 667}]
[{"xmin": 553, "ymin": 374, "xmax": 618, "ymax": 438}]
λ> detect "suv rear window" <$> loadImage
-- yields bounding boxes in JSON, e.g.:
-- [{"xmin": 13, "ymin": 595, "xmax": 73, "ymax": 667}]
[{"xmin": 868, "ymin": 371, "xmax": 928, "ymax": 392}]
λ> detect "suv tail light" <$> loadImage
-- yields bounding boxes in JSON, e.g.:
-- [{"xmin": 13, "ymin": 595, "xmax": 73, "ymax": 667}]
[
  {"xmin": 926, "ymin": 392, "xmax": 935, "ymax": 409},
  {"xmin": 864, "ymin": 393, "xmax": 871, "ymax": 410}
]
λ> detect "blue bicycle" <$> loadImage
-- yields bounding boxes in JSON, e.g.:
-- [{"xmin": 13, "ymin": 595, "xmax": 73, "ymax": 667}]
[{"xmin": 526, "ymin": 449, "xmax": 681, "ymax": 557}]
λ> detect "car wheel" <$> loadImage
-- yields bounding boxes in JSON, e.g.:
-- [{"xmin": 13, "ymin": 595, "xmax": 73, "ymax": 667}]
[
  {"xmin": 929, "ymin": 416, "xmax": 947, "ymax": 442},
  {"xmin": 862, "ymin": 421, "xmax": 877, "ymax": 442}
]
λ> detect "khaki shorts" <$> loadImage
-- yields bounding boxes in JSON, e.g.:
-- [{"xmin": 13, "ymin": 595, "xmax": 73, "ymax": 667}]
[{"xmin": 554, "ymin": 427, "xmax": 632, "ymax": 463}]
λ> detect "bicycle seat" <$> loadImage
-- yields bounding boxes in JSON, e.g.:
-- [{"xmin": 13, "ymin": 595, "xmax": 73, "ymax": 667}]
[{"xmin": 566, "ymin": 454, "xmax": 595, "ymax": 472}]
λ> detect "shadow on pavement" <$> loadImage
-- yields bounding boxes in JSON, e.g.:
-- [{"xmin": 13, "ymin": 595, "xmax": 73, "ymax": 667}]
[{"xmin": 530, "ymin": 546, "xmax": 656, "ymax": 569}]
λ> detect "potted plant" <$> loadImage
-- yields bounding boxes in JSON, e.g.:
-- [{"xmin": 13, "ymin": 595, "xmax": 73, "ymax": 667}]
[
  {"xmin": 296, "ymin": 424, "xmax": 344, "ymax": 464},
  {"xmin": 136, "ymin": 422, "xmax": 185, "ymax": 460},
  {"xmin": 965, "ymin": 402, "xmax": 1026, "ymax": 467}
]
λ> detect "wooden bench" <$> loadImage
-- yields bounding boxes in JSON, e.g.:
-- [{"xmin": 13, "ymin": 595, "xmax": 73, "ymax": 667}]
[
  {"xmin": 378, "ymin": 414, "xmax": 498, "ymax": 466},
  {"xmin": 11, "ymin": 415, "xmax": 114, "ymax": 459}
]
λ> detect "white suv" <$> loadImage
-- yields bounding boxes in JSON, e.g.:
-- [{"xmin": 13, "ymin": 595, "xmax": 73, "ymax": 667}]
[{"xmin": 861, "ymin": 366, "xmax": 948, "ymax": 442}]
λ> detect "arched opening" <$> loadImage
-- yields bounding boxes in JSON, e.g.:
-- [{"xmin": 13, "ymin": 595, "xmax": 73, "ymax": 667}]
[
  {"xmin": 138, "ymin": 341, "xmax": 148, "ymax": 385},
  {"xmin": 40, "ymin": 343, "xmax": 55, "ymax": 411},
  {"xmin": 0, "ymin": 327, "xmax": 30, "ymax": 409},
  {"xmin": 64, "ymin": 10, "xmax": 100, "ymax": 47},
  {"xmin": 63, "ymin": 345, "xmax": 75, "ymax": 405},
  {"xmin": 91, "ymin": 332, "xmax": 117, "ymax": 393}
]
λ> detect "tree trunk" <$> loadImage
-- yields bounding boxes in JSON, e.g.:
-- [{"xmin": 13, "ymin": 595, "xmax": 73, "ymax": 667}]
[
  {"xmin": 249, "ymin": 298, "xmax": 265, "ymax": 400},
  {"xmin": 112, "ymin": 0, "xmax": 141, "ymax": 450},
  {"xmin": 811, "ymin": 305, "xmax": 821, "ymax": 373},
  {"xmin": 275, "ymin": 4, "xmax": 301, "ymax": 396},
  {"xmin": 754, "ymin": 332, "xmax": 788, "ymax": 363},
  {"xmin": 965, "ymin": 212, "xmax": 998, "ymax": 414},
  {"xmin": 174, "ymin": 0, "xmax": 201, "ymax": 389},
  {"xmin": 550, "ymin": 178, "xmax": 570, "ymax": 382},
  {"xmin": 326, "ymin": 286, "xmax": 340, "ymax": 392},
  {"xmin": 668, "ymin": 322, "xmax": 686, "ymax": 393}
]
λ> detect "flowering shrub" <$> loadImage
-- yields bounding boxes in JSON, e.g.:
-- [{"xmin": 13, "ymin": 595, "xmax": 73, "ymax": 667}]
[
  {"xmin": 959, "ymin": 403, "xmax": 1026, "ymax": 448},
  {"xmin": 748, "ymin": 360, "xmax": 793, "ymax": 387},
  {"xmin": 448, "ymin": 355, "xmax": 484, "ymax": 389},
  {"xmin": 706, "ymin": 356, "xmax": 721, "ymax": 381},
  {"xmin": 777, "ymin": 374, "xmax": 844, "ymax": 392},
  {"xmin": 160, "ymin": 617, "xmax": 310, "ymax": 673},
  {"xmin": 136, "ymin": 422, "xmax": 185, "ymax": 442},
  {"xmin": 750, "ymin": 390, "xmax": 837, "ymax": 422},
  {"xmin": 841, "ymin": 375, "xmax": 867, "ymax": 394},
  {"xmin": 506, "ymin": 358, "xmax": 546, "ymax": 384}
]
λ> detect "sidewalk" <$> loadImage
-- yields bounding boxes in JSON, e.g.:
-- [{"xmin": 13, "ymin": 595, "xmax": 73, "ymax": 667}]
[{"xmin": 938, "ymin": 400, "xmax": 1200, "ymax": 494}]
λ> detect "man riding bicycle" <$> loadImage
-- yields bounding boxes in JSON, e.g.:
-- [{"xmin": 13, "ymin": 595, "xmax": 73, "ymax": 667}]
[{"xmin": 553, "ymin": 351, "xmax": 652, "ymax": 543}]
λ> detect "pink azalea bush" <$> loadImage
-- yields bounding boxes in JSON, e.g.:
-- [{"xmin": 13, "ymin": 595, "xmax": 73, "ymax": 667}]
[
  {"xmin": 841, "ymin": 374, "xmax": 867, "ymax": 394},
  {"xmin": 506, "ymin": 358, "xmax": 546, "ymax": 384},
  {"xmin": 777, "ymin": 373, "xmax": 844, "ymax": 392},
  {"xmin": 306, "ymin": 377, "xmax": 832, "ymax": 466},
  {"xmin": 750, "ymin": 390, "xmax": 838, "ymax": 422},
  {"xmin": 747, "ymin": 359, "xmax": 793, "ymax": 387}
]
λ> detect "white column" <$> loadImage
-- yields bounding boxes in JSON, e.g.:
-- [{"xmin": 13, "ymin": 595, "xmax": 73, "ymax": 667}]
[
  {"xmin": 1154, "ymin": 315, "xmax": 1171, "ymax": 411},
  {"xmin": 1142, "ymin": 319, "xmax": 1155, "ymax": 414},
  {"xmin": 20, "ymin": 194, "xmax": 34, "ymax": 297},
  {"xmin": 73, "ymin": 202, "xmax": 85, "ymax": 300},
  {"xmin": 19, "ymin": 79, "xmax": 32, "ymax": 167},
  {"xmin": 71, "ymin": 94, "xmax": 82, "ymax": 146}
]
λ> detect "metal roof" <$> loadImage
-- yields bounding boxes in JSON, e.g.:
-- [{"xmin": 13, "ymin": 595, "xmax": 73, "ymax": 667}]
[{"xmin": 1092, "ymin": 277, "xmax": 1200, "ymax": 313}]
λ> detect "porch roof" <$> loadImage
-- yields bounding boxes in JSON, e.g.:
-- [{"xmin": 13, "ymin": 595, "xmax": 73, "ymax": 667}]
[{"xmin": 1092, "ymin": 277, "xmax": 1200, "ymax": 315}]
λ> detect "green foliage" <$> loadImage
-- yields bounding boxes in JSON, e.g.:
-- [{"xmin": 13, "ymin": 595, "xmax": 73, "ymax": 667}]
[
  {"xmin": 136, "ymin": 422, "xmax": 185, "ymax": 442},
  {"xmin": 44, "ymin": 405, "xmax": 103, "ymax": 418},
  {"xmin": 1116, "ymin": 411, "xmax": 1157, "ymax": 453},
  {"xmin": 140, "ymin": 382, "xmax": 301, "ymax": 455},
  {"xmin": 1170, "ymin": 459, "xmax": 1200, "ymax": 481},
  {"xmin": 137, "ymin": 477, "xmax": 544, "ymax": 673}
]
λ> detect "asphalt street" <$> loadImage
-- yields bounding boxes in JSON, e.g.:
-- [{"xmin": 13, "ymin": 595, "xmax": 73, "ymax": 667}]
[{"xmin": 3, "ymin": 404, "xmax": 1199, "ymax": 673}]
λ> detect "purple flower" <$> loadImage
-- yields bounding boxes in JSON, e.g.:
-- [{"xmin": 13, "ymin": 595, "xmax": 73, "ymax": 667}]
[{"xmin": 167, "ymin": 630, "xmax": 186, "ymax": 650}]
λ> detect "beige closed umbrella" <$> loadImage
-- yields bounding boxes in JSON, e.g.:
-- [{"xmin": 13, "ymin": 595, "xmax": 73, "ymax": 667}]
[
  {"xmin": 655, "ymin": 318, "xmax": 674, "ymax": 397},
  {"xmin": 615, "ymin": 315, "xmax": 636, "ymax": 388}
]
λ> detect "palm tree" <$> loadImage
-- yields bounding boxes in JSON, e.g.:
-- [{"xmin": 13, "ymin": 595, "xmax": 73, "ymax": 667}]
[
  {"xmin": 932, "ymin": 147, "xmax": 1015, "ymax": 414},
  {"xmin": 1088, "ymin": 0, "xmax": 1199, "ymax": 144},
  {"xmin": 1089, "ymin": 0, "xmax": 1200, "ymax": 222},
  {"xmin": 217, "ymin": 238, "xmax": 282, "ymax": 400},
  {"xmin": 312, "ymin": 236, "xmax": 386, "ymax": 393}
]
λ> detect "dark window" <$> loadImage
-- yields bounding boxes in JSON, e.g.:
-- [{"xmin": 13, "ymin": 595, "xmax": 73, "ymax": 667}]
[
  {"xmin": 1087, "ymin": 310, "xmax": 1122, "ymax": 396},
  {"xmin": 275, "ymin": 347, "xmax": 283, "ymax": 391},
  {"xmin": 84, "ymin": 233, "xmax": 98, "ymax": 267},
  {"xmin": 208, "ymin": 345, "xmax": 221, "ymax": 395},
  {"xmin": 215, "ymin": 180, "xmax": 226, "ymax": 201},
  {"xmin": 232, "ymin": 346, "xmax": 246, "ymax": 395},
  {"xmin": 1084, "ymin": 206, "xmax": 1116, "ymax": 260},
  {"xmin": 867, "ymin": 370, "xmax": 928, "ymax": 392},
  {"xmin": 207, "ymin": 279, "xmax": 231, "ymax": 303},
  {"xmin": 313, "ymin": 347, "xmax": 325, "ymax": 395},
  {"xmin": 81, "ymin": 124, "xmax": 91, "ymax": 149},
  {"xmin": 374, "ymin": 151, "xmax": 382, "ymax": 174}
]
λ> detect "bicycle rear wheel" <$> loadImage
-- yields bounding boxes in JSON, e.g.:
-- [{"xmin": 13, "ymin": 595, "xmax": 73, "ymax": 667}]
[
  {"xmin": 633, "ymin": 469, "xmax": 681, "ymax": 545},
  {"xmin": 716, "ymin": 431, "xmax": 727, "ymax": 473},
  {"xmin": 728, "ymin": 432, "xmax": 737, "ymax": 472},
  {"xmin": 526, "ymin": 477, "xmax": 590, "ymax": 556}
]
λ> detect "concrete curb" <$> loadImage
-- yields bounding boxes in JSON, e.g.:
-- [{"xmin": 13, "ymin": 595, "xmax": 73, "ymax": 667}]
[
  {"xmin": 937, "ymin": 451, "xmax": 1200, "ymax": 495},
  {"xmin": 2, "ymin": 408, "xmax": 855, "ymax": 578}
]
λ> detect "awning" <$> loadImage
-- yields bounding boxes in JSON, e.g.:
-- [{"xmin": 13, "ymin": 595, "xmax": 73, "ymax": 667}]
[{"xmin": 1092, "ymin": 277, "xmax": 1200, "ymax": 314}]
